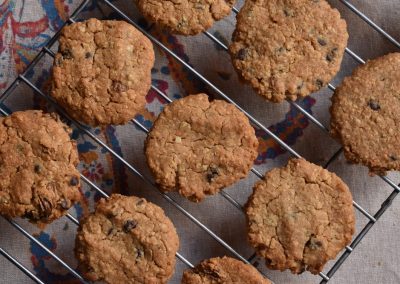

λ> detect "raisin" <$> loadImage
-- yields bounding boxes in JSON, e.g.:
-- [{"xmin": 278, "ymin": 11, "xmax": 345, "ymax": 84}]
[
  {"xmin": 297, "ymin": 81, "xmax": 304, "ymax": 91},
  {"xmin": 317, "ymin": 38, "xmax": 327, "ymax": 46},
  {"xmin": 38, "ymin": 197, "xmax": 52, "ymax": 218},
  {"xmin": 85, "ymin": 52, "xmax": 92, "ymax": 59},
  {"xmin": 326, "ymin": 48, "xmax": 338, "ymax": 62},
  {"xmin": 123, "ymin": 220, "xmax": 138, "ymax": 233},
  {"xmin": 206, "ymin": 166, "xmax": 219, "ymax": 183},
  {"xmin": 298, "ymin": 265, "xmax": 306, "ymax": 273},
  {"xmin": 203, "ymin": 269, "xmax": 220, "ymax": 278},
  {"xmin": 231, "ymin": 31, "xmax": 238, "ymax": 42},
  {"xmin": 278, "ymin": 47, "xmax": 285, "ymax": 52},
  {"xmin": 111, "ymin": 81, "xmax": 128, "ymax": 92},
  {"xmin": 177, "ymin": 19, "xmax": 187, "ymax": 28},
  {"xmin": 34, "ymin": 164, "xmax": 41, "ymax": 173},
  {"xmin": 136, "ymin": 199, "xmax": 145, "ymax": 206},
  {"xmin": 390, "ymin": 155, "xmax": 397, "ymax": 161},
  {"xmin": 237, "ymin": 48, "xmax": 247, "ymax": 60},
  {"xmin": 55, "ymin": 57, "xmax": 63, "ymax": 66},
  {"xmin": 106, "ymin": 211, "xmax": 118, "ymax": 218},
  {"xmin": 107, "ymin": 227, "xmax": 115, "ymax": 236},
  {"xmin": 61, "ymin": 49, "xmax": 73, "ymax": 59},
  {"xmin": 316, "ymin": 79, "xmax": 324, "ymax": 88},
  {"xmin": 306, "ymin": 237, "xmax": 322, "ymax": 250},
  {"xmin": 136, "ymin": 249, "xmax": 143, "ymax": 259},
  {"xmin": 70, "ymin": 176, "xmax": 79, "ymax": 186},
  {"xmin": 193, "ymin": 267, "xmax": 220, "ymax": 279},
  {"xmin": 23, "ymin": 210, "xmax": 39, "ymax": 221},
  {"xmin": 368, "ymin": 99, "xmax": 380, "ymax": 111}
]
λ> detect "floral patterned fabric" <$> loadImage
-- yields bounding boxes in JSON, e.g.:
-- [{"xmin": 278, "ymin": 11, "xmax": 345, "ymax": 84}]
[{"xmin": 1, "ymin": 1, "xmax": 400, "ymax": 284}]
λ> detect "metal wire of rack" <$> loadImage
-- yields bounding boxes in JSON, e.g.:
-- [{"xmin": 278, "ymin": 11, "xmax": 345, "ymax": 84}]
[{"xmin": 0, "ymin": 0, "xmax": 399, "ymax": 283}]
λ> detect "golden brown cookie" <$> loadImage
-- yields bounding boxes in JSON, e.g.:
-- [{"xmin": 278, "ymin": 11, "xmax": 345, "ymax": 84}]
[
  {"xmin": 246, "ymin": 158, "xmax": 355, "ymax": 274},
  {"xmin": 75, "ymin": 194, "xmax": 179, "ymax": 284},
  {"xmin": 51, "ymin": 18, "xmax": 154, "ymax": 126},
  {"xmin": 229, "ymin": 0, "xmax": 348, "ymax": 102},
  {"xmin": 0, "ymin": 110, "xmax": 80, "ymax": 224},
  {"xmin": 181, "ymin": 256, "xmax": 271, "ymax": 284},
  {"xmin": 330, "ymin": 53, "xmax": 400, "ymax": 175},
  {"xmin": 145, "ymin": 93, "xmax": 259, "ymax": 202},
  {"xmin": 135, "ymin": 0, "xmax": 235, "ymax": 35}
]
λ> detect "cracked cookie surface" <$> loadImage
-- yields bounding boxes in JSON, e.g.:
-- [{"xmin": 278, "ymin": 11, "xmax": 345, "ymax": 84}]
[
  {"xmin": 0, "ymin": 110, "xmax": 80, "ymax": 224},
  {"xmin": 135, "ymin": 0, "xmax": 235, "ymax": 35},
  {"xmin": 145, "ymin": 93, "xmax": 259, "ymax": 202},
  {"xmin": 75, "ymin": 194, "xmax": 179, "ymax": 284},
  {"xmin": 330, "ymin": 53, "xmax": 400, "ymax": 175},
  {"xmin": 229, "ymin": 0, "xmax": 348, "ymax": 102},
  {"xmin": 181, "ymin": 256, "xmax": 271, "ymax": 283},
  {"xmin": 246, "ymin": 158, "xmax": 355, "ymax": 274},
  {"xmin": 51, "ymin": 18, "xmax": 154, "ymax": 126}
]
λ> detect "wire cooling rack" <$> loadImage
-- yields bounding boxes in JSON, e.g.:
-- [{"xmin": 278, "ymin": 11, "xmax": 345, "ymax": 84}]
[{"xmin": 1, "ymin": 0, "xmax": 400, "ymax": 283}]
